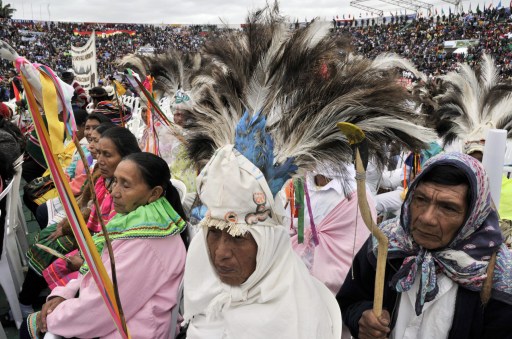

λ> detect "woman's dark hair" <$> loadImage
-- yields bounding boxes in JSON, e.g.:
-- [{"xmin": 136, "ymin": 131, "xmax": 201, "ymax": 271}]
[
  {"xmin": 94, "ymin": 122, "xmax": 116, "ymax": 135},
  {"xmin": 87, "ymin": 112, "xmax": 111, "ymax": 124},
  {"xmin": 100, "ymin": 126, "xmax": 141, "ymax": 157},
  {"xmin": 123, "ymin": 152, "xmax": 187, "ymax": 221},
  {"xmin": 73, "ymin": 109, "xmax": 89, "ymax": 126}
]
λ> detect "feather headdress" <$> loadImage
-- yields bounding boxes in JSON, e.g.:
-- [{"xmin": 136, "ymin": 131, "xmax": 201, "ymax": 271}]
[
  {"xmin": 119, "ymin": 50, "xmax": 203, "ymax": 103},
  {"xmin": 183, "ymin": 5, "xmax": 435, "ymax": 181},
  {"xmin": 430, "ymin": 54, "xmax": 512, "ymax": 153},
  {"xmin": 123, "ymin": 5, "xmax": 436, "ymax": 234}
]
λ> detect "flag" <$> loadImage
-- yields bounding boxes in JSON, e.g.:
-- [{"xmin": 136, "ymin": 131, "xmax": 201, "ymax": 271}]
[
  {"xmin": 441, "ymin": 8, "xmax": 445, "ymax": 15},
  {"xmin": 449, "ymin": 7, "xmax": 452, "ymax": 16},
  {"xmin": 343, "ymin": 14, "xmax": 345, "ymax": 19},
  {"xmin": 497, "ymin": 0, "xmax": 502, "ymax": 8},
  {"xmin": 469, "ymin": 3, "xmax": 472, "ymax": 12},
  {"xmin": 390, "ymin": 11, "xmax": 394, "ymax": 17},
  {"xmin": 488, "ymin": 1, "xmax": 493, "ymax": 9},
  {"xmin": 113, "ymin": 80, "xmax": 126, "ymax": 96},
  {"xmin": 435, "ymin": 8, "xmax": 438, "ymax": 15},
  {"xmin": 477, "ymin": 4, "xmax": 481, "ymax": 13}
]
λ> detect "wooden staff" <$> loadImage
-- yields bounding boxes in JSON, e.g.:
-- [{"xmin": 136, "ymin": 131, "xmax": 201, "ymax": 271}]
[{"xmin": 337, "ymin": 122, "xmax": 389, "ymax": 317}]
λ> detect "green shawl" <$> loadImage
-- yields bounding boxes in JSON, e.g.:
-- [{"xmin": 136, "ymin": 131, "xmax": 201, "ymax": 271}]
[{"xmin": 80, "ymin": 197, "xmax": 186, "ymax": 274}]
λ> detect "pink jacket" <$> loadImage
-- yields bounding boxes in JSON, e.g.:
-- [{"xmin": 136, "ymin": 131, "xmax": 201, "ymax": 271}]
[
  {"xmin": 46, "ymin": 235, "xmax": 186, "ymax": 338},
  {"xmin": 291, "ymin": 192, "xmax": 374, "ymax": 294}
]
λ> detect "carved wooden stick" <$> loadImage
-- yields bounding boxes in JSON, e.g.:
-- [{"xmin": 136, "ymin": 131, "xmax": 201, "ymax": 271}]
[{"xmin": 337, "ymin": 122, "xmax": 389, "ymax": 317}]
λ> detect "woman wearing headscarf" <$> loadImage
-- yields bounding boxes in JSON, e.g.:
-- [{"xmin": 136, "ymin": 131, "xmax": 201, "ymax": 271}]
[
  {"xmin": 21, "ymin": 152, "xmax": 187, "ymax": 338},
  {"xmin": 182, "ymin": 146, "xmax": 341, "ymax": 339},
  {"xmin": 338, "ymin": 152, "xmax": 512, "ymax": 339}
]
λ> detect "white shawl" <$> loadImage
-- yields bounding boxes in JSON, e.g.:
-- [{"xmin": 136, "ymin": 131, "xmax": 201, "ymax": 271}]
[{"xmin": 183, "ymin": 226, "xmax": 342, "ymax": 339}]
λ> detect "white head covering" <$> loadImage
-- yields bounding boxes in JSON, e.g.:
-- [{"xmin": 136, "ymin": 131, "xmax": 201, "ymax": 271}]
[{"xmin": 184, "ymin": 145, "xmax": 341, "ymax": 339}]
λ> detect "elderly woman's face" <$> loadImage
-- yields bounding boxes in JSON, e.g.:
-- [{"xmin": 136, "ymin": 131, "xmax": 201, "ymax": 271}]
[
  {"xmin": 207, "ymin": 227, "xmax": 257, "ymax": 286},
  {"xmin": 410, "ymin": 181, "xmax": 468, "ymax": 250},
  {"xmin": 111, "ymin": 160, "xmax": 159, "ymax": 214}
]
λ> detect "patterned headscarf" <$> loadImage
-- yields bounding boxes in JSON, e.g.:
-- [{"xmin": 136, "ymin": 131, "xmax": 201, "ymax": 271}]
[
  {"xmin": 370, "ymin": 152, "xmax": 512, "ymax": 315},
  {"xmin": 93, "ymin": 100, "xmax": 132, "ymax": 125}
]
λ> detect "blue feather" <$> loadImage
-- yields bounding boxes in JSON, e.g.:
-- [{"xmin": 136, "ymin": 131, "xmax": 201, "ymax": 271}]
[{"xmin": 235, "ymin": 111, "xmax": 297, "ymax": 196}]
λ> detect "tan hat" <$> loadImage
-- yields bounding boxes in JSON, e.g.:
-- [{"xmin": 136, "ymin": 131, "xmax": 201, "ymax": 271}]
[{"xmin": 197, "ymin": 145, "xmax": 278, "ymax": 236}]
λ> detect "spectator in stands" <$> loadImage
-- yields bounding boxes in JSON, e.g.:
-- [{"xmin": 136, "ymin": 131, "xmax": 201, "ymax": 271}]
[{"xmin": 61, "ymin": 71, "xmax": 88, "ymax": 109}]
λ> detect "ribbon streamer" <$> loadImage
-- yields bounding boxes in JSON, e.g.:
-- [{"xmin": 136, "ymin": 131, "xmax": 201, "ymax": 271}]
[
  {"xmin": 294, "ymin": 178, "xmax": 305, "ymax": 244},
  {"xmin": 17, "ymin": 57, "xmax": 130, "ymax": 338}
]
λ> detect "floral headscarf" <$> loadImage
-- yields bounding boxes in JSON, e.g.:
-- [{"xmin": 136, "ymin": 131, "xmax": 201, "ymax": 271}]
[{"xmin": 370, "ymin": 152, "xmax": 512, "ymax": 315}]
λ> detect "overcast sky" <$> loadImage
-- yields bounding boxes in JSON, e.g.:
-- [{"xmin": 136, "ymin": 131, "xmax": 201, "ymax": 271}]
[{"xmin": 7, "ymin": 0, "xmax": 510, "ymax": 24}]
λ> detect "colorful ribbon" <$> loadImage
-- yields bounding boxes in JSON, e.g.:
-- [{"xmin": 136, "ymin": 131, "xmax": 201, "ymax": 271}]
[
  {"xmin": 303, "ymin": 177, "xmax": 319, "ymax": 246},
  {"xmin": 294, "ymin": 178, "xmax": 305, "ymax": 244},
  {"xmin": 18, "ymin": 59, "xmax": 130, "ymax": 339}
]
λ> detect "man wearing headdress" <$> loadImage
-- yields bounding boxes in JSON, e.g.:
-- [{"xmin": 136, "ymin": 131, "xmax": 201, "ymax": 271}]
[{"xmin": 338, "ymin": 153, "xmax": 512, "ymax": 339}]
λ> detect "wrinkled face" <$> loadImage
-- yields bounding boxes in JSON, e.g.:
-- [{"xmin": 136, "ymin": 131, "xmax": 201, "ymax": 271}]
[
  {"xmin": 468, "ymin": 151, "xmax": 483, "ymax": 162},
  {"xmin": 207, "ymin": 227, "xmax": 258, "ymax": 286},
  {"xmin": 84, "ymin": 119, "xmax": 101, "ymax": 143},
  {"xmin": 96, "ymin": 137, "xmax": 122, "ymax": 179},
  {"xmin": 410, "ymin": 181, "xmax": 468, "ymax": 250},
  {"xmin": 112, "ymin": 160, "xmax": 159, "ymax": 214},
  {"xmin": 173, "ymin": 109, "xmax": 186, "ymax": 127},
  {"xmin": 88, "ymin": 129, "xmax": 102, "ymax": 158}
]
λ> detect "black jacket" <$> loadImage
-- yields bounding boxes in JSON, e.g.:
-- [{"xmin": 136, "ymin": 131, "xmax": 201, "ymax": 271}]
[{"xmin": 337, "ymin": 238, "xmax": 512, "ymax": 339}]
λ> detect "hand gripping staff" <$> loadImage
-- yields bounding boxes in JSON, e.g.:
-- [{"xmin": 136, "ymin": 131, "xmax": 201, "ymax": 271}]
[{"xmin": 337, "ymin": 122, "xmax": 389, "ymax": 318}]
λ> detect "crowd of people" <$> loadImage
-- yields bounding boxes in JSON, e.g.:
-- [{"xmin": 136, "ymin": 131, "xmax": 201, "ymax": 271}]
[
  {"xmin": 342, "ymin": 7, "xmax": 512, "ymax": 78},
  {"xmin": 0, "ymin": 20, "xmax": 224, "ymax": 81},
  {"xmin": 1, "ymin": 7, "xmax": 512, "ymax": 85},
  {"xmin": 0, "ymin": 4, "xmax": 510, "ymax": 339}
]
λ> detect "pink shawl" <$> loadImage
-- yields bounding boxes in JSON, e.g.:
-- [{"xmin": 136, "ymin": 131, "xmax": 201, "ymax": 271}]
[{"xmin": 291, "ymin": 192, "xmax": 375, "ymax": 294}]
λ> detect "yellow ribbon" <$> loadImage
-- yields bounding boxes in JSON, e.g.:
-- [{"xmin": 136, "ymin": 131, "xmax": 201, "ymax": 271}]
[{"xmin": 40, "ymin": 72, "xmax": 64, "ymax": 155}]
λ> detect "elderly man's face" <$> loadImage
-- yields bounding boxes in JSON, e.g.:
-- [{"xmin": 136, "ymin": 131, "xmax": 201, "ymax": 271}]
[
  {"xmin": 207, "ymin": 227, "xmax": 257, "ymax": 285},
  {"xmin": 410, "ymin": 181, "xmax": 468, "ymax": 250},
  {"xmin": 173, "ymin": 109, "xmax": 186, "ymax": 127}
]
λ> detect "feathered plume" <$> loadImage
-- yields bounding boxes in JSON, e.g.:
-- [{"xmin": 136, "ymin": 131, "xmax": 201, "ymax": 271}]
[
  {"xmin": 182, "ymin": 2, "xmax": 435, "ymax": 190},
  {"xmin": 431, "ymin": 54, "xmax": 512, "ymax": 147},
  {"xmin": 132, "ymin": 3, "xmax": 436, "ymax": 193}
]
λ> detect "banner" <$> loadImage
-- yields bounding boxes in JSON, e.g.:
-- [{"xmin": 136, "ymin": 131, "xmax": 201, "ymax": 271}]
[
  {"xmin": 73, "ymin": 29, "xmax": 136, "ymax": 37},
  {"xmin": 70, "ymin": 32, "xmax": 98, "ymax": 90}
]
